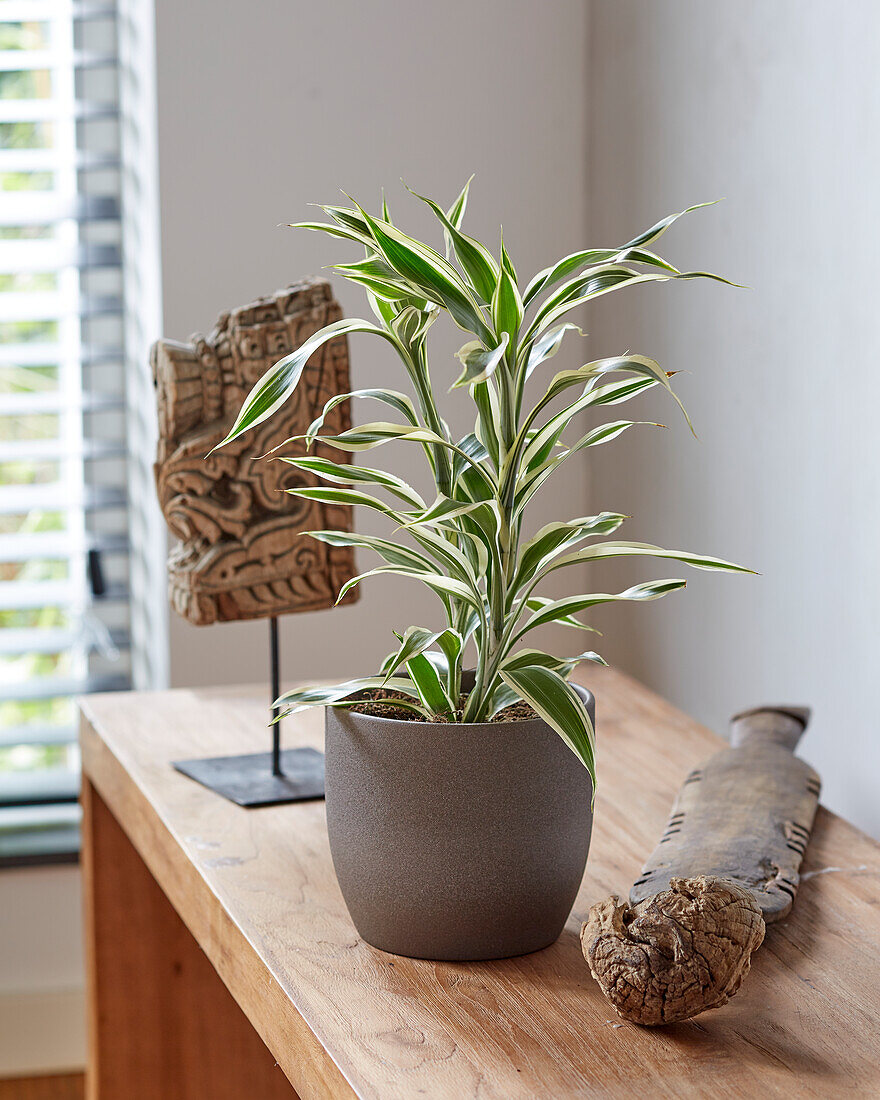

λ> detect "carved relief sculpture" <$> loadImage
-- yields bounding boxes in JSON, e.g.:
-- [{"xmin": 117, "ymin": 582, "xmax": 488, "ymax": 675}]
[{"xmin": 151, "ymin": 278, "xmax": 358, "ymax": 625}]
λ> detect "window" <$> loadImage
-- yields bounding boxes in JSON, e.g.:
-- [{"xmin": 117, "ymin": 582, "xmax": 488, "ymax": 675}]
[{"xmin": 0, "ymin": 0, "xmax": 163, "ymax": 864}]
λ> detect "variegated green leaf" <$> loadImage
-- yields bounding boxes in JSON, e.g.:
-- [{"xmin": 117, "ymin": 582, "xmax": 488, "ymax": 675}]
[
  {"xmin": 401, "ymin": 495, "xmax": 482, "ymax": 528},
  {"xmin": 499, "ymin": 664, "xmax": 596, "ymax": 784},
  {"xmin": 405, "ymin": 650, "xmax": 456, "ymax": 717},
  {"xmin": 523, "ymin": 246, "xmax": 682, "ymax": 308},
  {"xmin": 500, "ymin": 236, "xmax": 518, "ymax": 285},
  {"xmin": 488, "ymin": 681, "xmax": 521, "ymax": 718},
  {"xmin": 210, "ymin": 318, "xmax": 396, "ymax": 450},
  {"xmin": 524, "ymin": 323, "xmax": 584, "ymax": 379},
  {"xmin": 406, "ymin": 183, "xmax": 500, "ymax": 302},
  {"xmin": 289, "ymin": 219, "xmax": 368, "ymax": 244},
  {"xmin": 529, "ymin": 269, "xmax": 670, "ymax": 339},
  {"xmin": 521, "ymin": 595, "xmax": 604, "ymax": 634},
  {"xmin": 520, "ymin": 361, "xmax": 669, "ymax": 472},
  {"xmin": 382, "ymin": 625, "xmax": 462, "ymax": 684},
  {"xmin": 580, "ymin": 374, "xmax": 660, "ymax": 407},
  {"xmin": 305, "ymin": 387, "xmax": 419, "ymax": 445},
  {"xmin": 310, "ymin": 422, "xmax": 497, "ymax": 492},
  {"xmin": 542, "ymin": 541, "xmax": 755, "ymax": 579},
  {"xmin": 402, "ymin": 521, "xmax": 485, "ymax": 592},
  {"xmin": 515, "ymin": 579, "xmax": 688, "ymax": 638},
  {"xmin": 516, "ymin": 422, "xmax": 664, "ymax": 506},
  {"xmin": 280, "ymin": 455, "xmax": 425, "ymax": 509},
  {"xmin": 306, "ymin": 530, "xmax": 435, "ymax": 574},
  {"xmin": 452, "ymin": 333, "xmax": 508, "ymax": 390},
  {"xmin": 565, "ymin": 419, "xmax": 662, "ymax": 454},
  {"xmin": 471, "ymin": 381, "xmax": 502, "ymax": 469},
  {"xmin": 623, "ymin": 201, "xmax": 718, "ymax": 249},
  {"xmin": 275, "ymin": 676, "xmax": 428, "ymax": 717},
  {"xmin": 354, "ymin": 201, "xmax": 492, "ymax": 341},
  {"xmin": 333, "ymin": 254, "xmax": 417, "ymax": 297},
  {"xmin": 491, "ymin": 259, "xmax": 523, "ymax": 356},
  {"xmin": 367, "ymin": 288, "xmax": 397, "ymax": 327},
  {"xmin": 320, "ymin": 204, "xmax": 374, "ymax": 241},
  {"xmin": 511, "ymin": 513, "xmax": 628, "ymax": 593},
  {"xmin": 392, "ymin": 304, "xmax": 436, "ymax": 346},
  {"xmin": 501, "ymin": 647, "xmax": 606, "ymax": 677},
  {"xmin": 286, "ymin": 484, "xmax": 402, "ymax": 520},
  {"xmin": 337, "ymin": 565, "xmax": 487, "ymax": 614},
  {"xmin": 446, "ymin": 176, "xmax": 472, "ymax": 231}
]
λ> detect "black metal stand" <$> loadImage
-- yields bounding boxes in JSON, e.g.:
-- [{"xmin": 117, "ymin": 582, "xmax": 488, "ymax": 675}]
[
  {"xmin": 173, "ymin": 616, "xmax": 325, "ymax": 807},
  {"xmin": 270, "ymin": 614, "xmax": 282, "ymax": 776}
]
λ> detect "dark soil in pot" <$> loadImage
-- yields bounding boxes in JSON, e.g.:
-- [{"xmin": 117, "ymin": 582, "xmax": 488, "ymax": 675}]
[
  {"xmin": 348, "ymin": 687, "xmax": 539, "ymax": 723},
  {"xmin": 324, "ymin": 678, "xmax": 595, "ymax": 961}
]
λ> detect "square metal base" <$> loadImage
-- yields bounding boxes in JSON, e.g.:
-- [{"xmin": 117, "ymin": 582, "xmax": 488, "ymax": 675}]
[{"xmin": 173, "ymin": 747, "xmax": 325, "ymax": 807}]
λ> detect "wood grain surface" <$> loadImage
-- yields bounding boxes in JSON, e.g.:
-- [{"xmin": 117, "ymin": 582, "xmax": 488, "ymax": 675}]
[
  {"xmin": 629, "ymin": 707, "xmax": 821, "ymax": 921},
  {"xmin": 79, "ymin": 666, "xmax": 880, "ymax": 1099},
  {"xmin": 81, "ymin": 781, "xmax": 298, "ymax": 1099},
  {"xmin": 0, "ymin": 1076, "xmax": 83, "ymax": 1100}
]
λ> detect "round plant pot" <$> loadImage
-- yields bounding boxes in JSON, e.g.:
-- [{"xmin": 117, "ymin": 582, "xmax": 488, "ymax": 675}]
[{"xmin": 324, "ymin": 681, "xmax": 595, "ymax": 961}]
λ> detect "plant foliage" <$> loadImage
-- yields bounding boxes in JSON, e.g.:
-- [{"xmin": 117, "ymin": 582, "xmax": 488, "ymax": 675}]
[{"xmin": 213, "ymin": 181, "xmax": 751, "ymax": 789}]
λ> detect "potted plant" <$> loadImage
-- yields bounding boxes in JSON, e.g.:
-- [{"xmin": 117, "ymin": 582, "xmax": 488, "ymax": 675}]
[{"xmin": 214, "ymin": 181, "xmax": 748, "ymax": 961}]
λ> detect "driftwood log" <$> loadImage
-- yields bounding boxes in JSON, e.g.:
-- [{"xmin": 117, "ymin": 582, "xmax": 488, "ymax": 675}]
[
  {"xmin": 582, "ymin": 706, "xmax": 821, "ymax": 1025},
  {"xmin": 151, "ymin": 279, "xmax": 358, "ymax": 625}
]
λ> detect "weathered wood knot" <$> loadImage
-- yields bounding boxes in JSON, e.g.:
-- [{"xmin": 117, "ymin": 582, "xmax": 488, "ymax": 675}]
[{"xmin": 581, "ymin": 875, "xmax": 765, "ymax": 1026}]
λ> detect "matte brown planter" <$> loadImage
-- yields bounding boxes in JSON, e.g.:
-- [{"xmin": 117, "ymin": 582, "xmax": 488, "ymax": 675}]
[{"xmin": 324, "ymin": 682, "xmax": 595, "ymax": 961}]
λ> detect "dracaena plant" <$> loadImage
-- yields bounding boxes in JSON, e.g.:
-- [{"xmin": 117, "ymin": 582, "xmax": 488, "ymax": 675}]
[{"xmin": 213, "ymin": 180, "xmax": 750, "ymax": 789}]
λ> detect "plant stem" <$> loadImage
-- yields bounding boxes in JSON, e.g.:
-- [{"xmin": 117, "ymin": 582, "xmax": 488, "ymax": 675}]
[
  {"xmin": 464, "ymin": 361, "xmax": 520, "ymax": 722},
  {"xmin": 407, "ymin": 340, "xmax": 452, "ymax": 494}
]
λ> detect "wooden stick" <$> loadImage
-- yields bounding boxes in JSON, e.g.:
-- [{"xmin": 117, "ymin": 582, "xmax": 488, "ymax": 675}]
[{"xmin": 581, "ymin": 706, "xmax": 821, "ymax": 1025}]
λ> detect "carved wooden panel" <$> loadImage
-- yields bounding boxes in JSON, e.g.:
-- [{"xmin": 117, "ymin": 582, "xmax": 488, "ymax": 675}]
[{"xmin": 152, "ymin": 278, "xmax": 357, "ymax": 625}]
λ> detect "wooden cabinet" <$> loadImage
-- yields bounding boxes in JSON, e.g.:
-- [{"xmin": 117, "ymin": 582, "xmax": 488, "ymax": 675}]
[{"xmin": 79, "ymin": 669, "xmax": 880, "ymax": 1098}]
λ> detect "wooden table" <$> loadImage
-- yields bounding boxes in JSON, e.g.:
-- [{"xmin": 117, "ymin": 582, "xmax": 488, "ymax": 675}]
[{"xmin": 79, "ymin": 667, "xmax": 880, "ymax": 1098}]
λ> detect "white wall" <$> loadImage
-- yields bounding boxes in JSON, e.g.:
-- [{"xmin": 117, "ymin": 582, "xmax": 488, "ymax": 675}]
[
  {"xmin": 154, "ymin": 0, "xmax": 590, "ymax": 689},
  {"xmin": 587, "ymin": 0, "xmax": 880, "ymax": 836},
  {"xmin": 0, "ymin": 868, "xmax": 84, "ymax": 1076}
]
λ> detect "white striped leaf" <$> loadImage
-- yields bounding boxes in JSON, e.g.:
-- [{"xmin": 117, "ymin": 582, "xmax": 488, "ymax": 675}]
[
  {"xmin": 285, "ymin": 484, "xmax": 403, "ymax": 520},
  {"xmin": 406, "ymin": 183, "xmax": 500, "ymax": 302},
  {"xmin": 400, "ymin": 495, "xmax": 482, "ymax": 528},
  {"xmin": 523, "ymin": 323, "xmax": 584, "ymax": 379},
  {"xmin": 515, "ymin": 579, "xmax": 688, "ymax": 638},
  {"xmin": 623, "ymin": 201, "xmax": 718, "ymax": 249},
  {"xmin": 500, "ymin": 236, "xmax": 518, "ymax": 285},
  {"xmin": 212, "ymin": 318, "xmax": 397, "ymax": 450},
  {"xmin": 520, "ymin": 596, "xmax": 604, "ymax": 634},
  {"xmin": 511, "ymin": 513, "xmax": 628, "ymax": 593},
  {"xmin": 280, "ymin": 456, "xmax": 425, "ymax": 509},
  {"xmin": 275, "ymin": 677, "xmax": 428, "ymax": 717},
  {"xmin": 382, "ymin": 625, "xmax": 463, "ymax": 684},
  {"xmin": 311, "ymin": 422, "xmax": 497, "ymax": 493},
  {"xmin": 543, "ymin": 541, "xmax": 755, "ymax": 579},
  {"xmin": 452, "ymin": 333, "xmax": 508, "ymax": 390},
  {"xmin": 523, "ymin": 247, "xmax": 681, "ymax": 307},
  {"xmin": 405, "ymin": 650, "xmax": 456, "ymax": 717},
  {"xmin": 306, "ymin": 530, "xmax": 434, "ymax": 574},
  {"xmin": 355, "ymin": 202, "xmax": 492, "ymax": 341},
  {"xmin": 336, "ymin": 565, "xmax": 487, "ymax": 614},
  {"xmin": 305, "ymin": 387, "xmax": 419, "ymax": 445},
  {"xmin": 491, "ymin": 259, "xmax": 523, "ymax": 356},
  {"xmin": 499, "ymin": 663, "xmax": 596, "ymax": 784}
]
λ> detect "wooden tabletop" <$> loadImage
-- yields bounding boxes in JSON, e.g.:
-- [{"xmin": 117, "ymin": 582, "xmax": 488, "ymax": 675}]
[{"xmin": 79, "ymin": 666, "xmax": 880, "ymax": 1098}]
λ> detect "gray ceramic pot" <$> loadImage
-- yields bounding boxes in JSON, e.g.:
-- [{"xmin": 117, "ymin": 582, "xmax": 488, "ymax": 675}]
[{"xmin": 324, "ymin": 681, "xmax": 595, "ymax": 961}]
